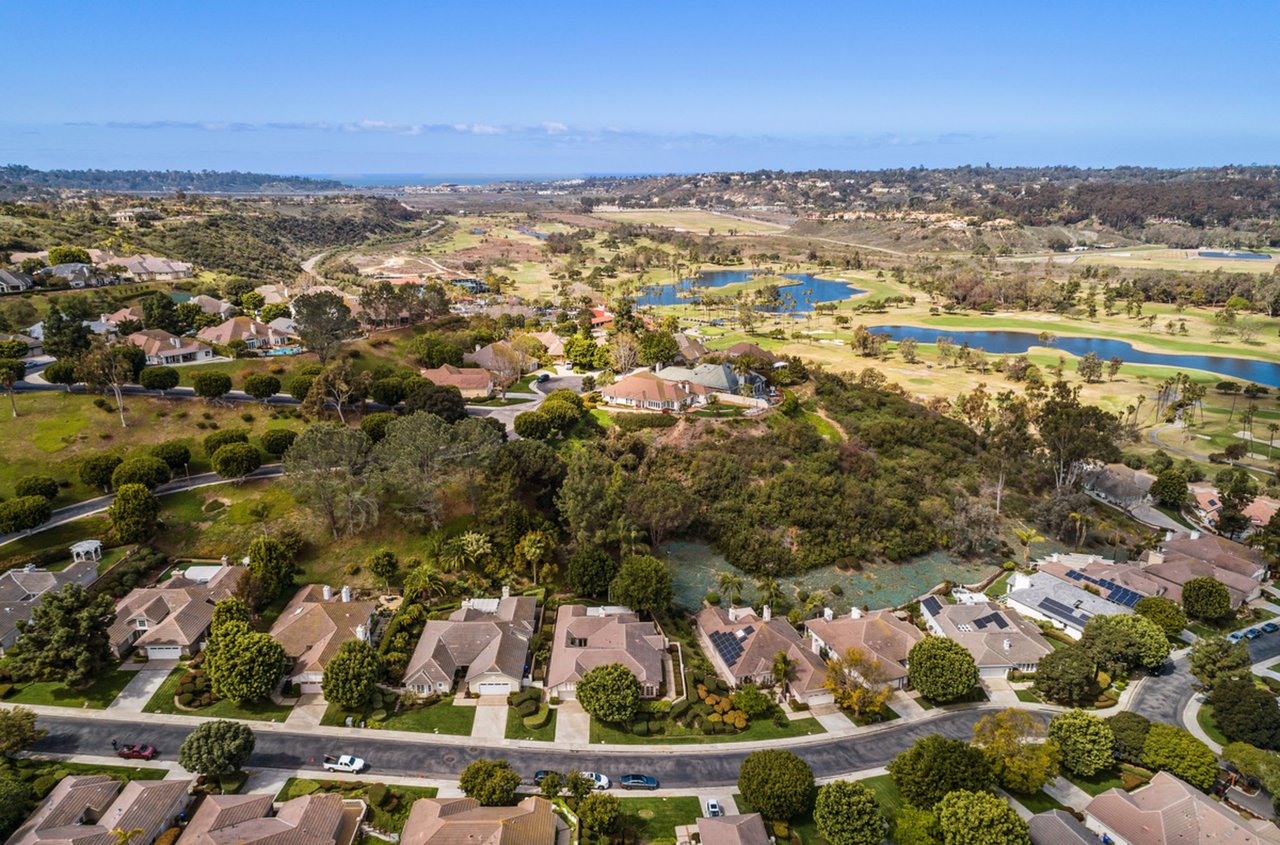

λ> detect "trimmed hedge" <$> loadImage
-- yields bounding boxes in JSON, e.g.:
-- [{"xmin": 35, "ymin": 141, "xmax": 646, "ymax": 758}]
[
  {"xmin": 515, "ymin": 698, "xmax": 540, "ymax": 718},
  {"xmin": 524, "ymin": 706, "xmax": 553, "ymax": 730},
  {"xmin": 612, "ymin": 413, "xmax": 679, "ymax": 433}
]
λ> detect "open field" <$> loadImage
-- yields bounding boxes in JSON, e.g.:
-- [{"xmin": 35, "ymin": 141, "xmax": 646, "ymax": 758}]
[
  {"xmin": 592, "ymin": 209, "xmax": 789, "ymax": 234},
  {"xmin": 1009, "ymin": 246, "xmax": 1280, "ymax": 275}
]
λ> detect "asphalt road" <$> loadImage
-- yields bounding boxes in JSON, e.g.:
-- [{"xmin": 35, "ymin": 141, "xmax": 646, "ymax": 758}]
[
  {"xmin": 1128, "ymin": 654, "xmax": 1193, "ymax": 727},
  {"xmin": 32, "ymin": 707, "xmax": 1000, "ymax": 787}
]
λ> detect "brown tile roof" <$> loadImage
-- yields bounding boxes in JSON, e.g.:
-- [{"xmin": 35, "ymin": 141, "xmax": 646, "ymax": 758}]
[
  {"xmin": 268, "ymin": 586, "xmax": 377, "ymax": 678},
  {"xmin": 720, "ymin": 342, "xmax": 779, "ymax": 363},
  {"xmin": 1086, "ymin": 771, "xmax": 1280, "ymax": 844},
  {"xmin": 1038, "ymin": 560, "xmax": 1165, "ymax": 599},
  {"xmin": 803, "ymin": 611, "xmax": 923, "ymax": 683},
  {"xmin": 125, "ymin": 330, "xmax": 212, "ymax": 360},
  {"xmin": 526, "ymin": 332, "xmax": 564, "ymax": 358},
  {"xmin": 673, "ymin": 333, "xmax": 708, "ymax": 362},
  {"xmin": 546, "ymin": 605, "xmax": 666, "ymax": 691},
  {"xmin": 401, "ymin": 797, "xmax": 566, "ymax": 845},
  {"xmin": 1028, "ymin": 810, "xmax": 1092, "ymax": 845},
  {"xmin": 403, "ymin": 597, "xmax": 536, "ymax": 689},
  {"xmin": 179, "ymin": 793, "xmax": 353, "ymax": 845},
  {"xmin": 104, "ymin": 306, "xmax": 144, "ymax": 325},
  {"xmin": 110, "ymin": 566, "xmax": 246, "ymax": 651},
  {"xmin": 695, "ymin": 607, "xmax": 827, "ymax": 696},
  {"xmin": 696, "ymin": 816, "xmax": 770, "ymax": 845},
  {"xmin": 601, "ymin": 372, "xmax": 694, "ymax": 405},
  {"xmin": 197, "ymin": 317, "xmax": 286, "ymax": 346},
  {"xmin": 6, "ymin": 775, "xmax": 192, "ymax": 845},
  {"xmin": 925, "ymin": 601, "xmax": 1052, "ymax": 668},
  {"xmin": 419, "ymin": 365, "xmax": 493, "ymax": 392}
]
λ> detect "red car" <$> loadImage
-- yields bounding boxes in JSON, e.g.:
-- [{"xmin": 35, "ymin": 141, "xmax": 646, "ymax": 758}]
[{"xmin": 116, "ymin": 744, "xmax": 157, "ymax": 760}]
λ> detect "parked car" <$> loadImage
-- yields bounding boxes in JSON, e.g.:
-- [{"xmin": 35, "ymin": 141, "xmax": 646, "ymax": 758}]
[
  {"xmin": 1262, "ymin": 622, "xmax": 1279, "ymax": 634},
  {"xmin": 621, "ymin": 774, "xmax": 659, "ymax": 790},
  {"xmin": 116, "ymin": 744, "xmax": 157, "ymax": 760},
  {"xmin": 583, "ymin": 772, "xmax": 611, "ymax": 790},
  {"xmin": 536, "ymin": 373, "xmax": 551, "ymax": 383},
  {"xmin": 323, "ymin": 754, "xmax": 366, "ymax": 773},
  {"xmin": 1228, "ymin": 631, "xmax": 1246, "ymax": 643},
  {"xmin": 1246, "ymin": 628, "xmax": 1263, "ymax": 640},
  {"xmin": 706, "ymin": 799, "xmax": 723, "ymax": 817},
  {"xmin": 533, "ymin": 770, "xmax": 557, "ymax": 786}
]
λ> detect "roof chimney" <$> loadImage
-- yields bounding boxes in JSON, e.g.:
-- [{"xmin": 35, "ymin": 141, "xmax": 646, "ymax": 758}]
[
  {"xmin": 341, "ymin": 585, "xmax": 351, "ymax": 603},
  {"xmin": 502, "ymin": 585, "xmax": 511, "ymax": 600},
  {"xmin": 1189, "ymin": 530, "xmax": 1201, "ymax": 540},
  {"xmin": 823, "ymin": 607, "xmax": 833, "ymax": 621},
  {"xmin": 355, "ymin": 624, "xmax": 367, "ymax": 642},
  {"xmin": 763, "ymin": 605, "xmax": 772, "ymax": 622},
  {"xmin": 849, "ymin": 606, "xmax": 862, "ymax": 619},
  {"xmin": 1003, "ymin": 638, "xmax": 1011, "ymax": 651},
  {"xmin": 322, "ymin": 585, "xmax": 332, "ymax": 601}
]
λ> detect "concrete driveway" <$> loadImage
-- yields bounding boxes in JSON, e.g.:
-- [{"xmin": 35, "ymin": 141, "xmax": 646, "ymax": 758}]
[
  {"xmin": 108, "ymin": 661, "xmax": 178, "ymax": 713},
  {"xmin": 554, "ymin": 700, "xmax": 591, "ymax": 744},
  {"xmin": 471, "ymin": 700, "xmax": 509, "ymax": 740}
]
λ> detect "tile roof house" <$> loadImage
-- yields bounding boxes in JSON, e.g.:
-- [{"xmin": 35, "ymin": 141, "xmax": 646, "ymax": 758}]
[
  {"xmin": 0, "ymin": 269, "xmax": 35, "ymax": 293},
  {"xmin": 526, "ymin": 331, "xmax": 565, "ymax": 359},
  {"xmin": 1036, "ymin": 558, "xmax": 1167, "ymax": 602},
  {"xmin": 1028, "ymin": 809, "xmax": 1094, "ymax": 845},
  {"xmin": 102, "ymin": 306, "xmax": 145, "ymax": 328},
  {"xmin": 0, "ymin": 333, "xmax": 42, "ymax": 357},
  {"xmin": 919, "ymin": 597, "xmax": 1051, "ymax": 678},
  {"xmin": 190, "ymin": 295, "xmax": 235, "ymax": 318},
  {"xmin": 403, "ymin": 593, "xmax": 536, "ymax": 696},
  {"xmin": 269, "ymin": 585, "xmax": 379, "ymax": 694},
  {"xmin": 685, "ymin": 815, "xmax": 770, "ymax": 845},
  {"xmin": 268, "ymin": 318, "xmax": 299, "ymax": 339},
  {"xmin": 1246, "ymin": 496, "xmax": 1280, "ymax": 532},
  {"xmin": 419, "ymin": 364, "xmax": 494, "ymax": 399},
  {"xmin": 116, "ymin": 255, "xmax": 193, "ymax": 282},
  {"xmin": 1139, "ymin": 531, "xmax": 1265, "ymax": 608},
  {"xmin": 672, "ymin": 333, "xmax": 708, "ymax": 364},
  {"xmin": 400, "ymin": 797, "xmax": 569, "ymax": 845},
  {"xmin": 6, "ymin": 775, "xmax": 192, "ymax": 845},
  {"xmin": 254, "ymin": 284, "xmax": 291, "ymax": 306},
  {"xmin": 126, "ymin": 330, "xmax": 215, "ymax": 366},
  {"xmin": 546, "ymin": 605, "xmax": 668, "ymax": 700},
  {"xmin": 654, "ymin": 363, "xmax": 765, "ymax": 397},
  {"xmin": 197, "ymin": 317, "xmax": 287, "ymax": 350},
  {"xmin": 719, "ymin": 342, "xmax": 780, "ymax": 364},
  {"xmin": 179, "ymin": 792, "xmax": 364, "ymax": 845},
  {"xmin": 42, "ymin": 263, "xmax": 99, "ymax": 288},
  {"xmin": 803, "ymin": 609, "xmax": 924, "ymax": 689},
  {"xmin": 1192, "ymin": 488, "xmax": 1223, "ymax": 524},
  {"xmin": 1085, "ymin": 771, "xmax": 1280, "ymax": 844},
  {"xmin": 694, "ymin": 606, "xmax": 831, "ymax": 705},
  {"xmin": 463, "ymin": 341, "xmax": 534, "ymax": 378},
  {"xmin": 1004, "ymin": 570, "xmax": 1135, "ymax": 639},
  {"xmin": 109, "ymin": 565, "xmax": 246, "ymax": 659},
  {"xmin": 0, "ymin": 561, "xmax": 100, "ymax": 654},
  {"xmin": 601, "ymin": 372, "xmax": 698, "ymax": 411}
]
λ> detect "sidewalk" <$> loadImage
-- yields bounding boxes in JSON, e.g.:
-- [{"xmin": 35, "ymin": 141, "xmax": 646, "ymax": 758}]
[{"xmin": 1182, "ymin": 695, "xmax": 1222, "ymax": 754}]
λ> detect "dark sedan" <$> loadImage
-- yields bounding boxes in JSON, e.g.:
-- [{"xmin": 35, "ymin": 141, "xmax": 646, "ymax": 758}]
[{"xmin": 621, "ymin": 774, "xmax": 659, "ymax": 790}]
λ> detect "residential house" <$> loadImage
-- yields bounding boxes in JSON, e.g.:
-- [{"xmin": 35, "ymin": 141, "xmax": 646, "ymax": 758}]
[
  {"xmin": 6, "ymin": 775, "xmax": 192, "ymax": 845},
  {"xmin": 918, "ymin": 597, "xmax": 1051, "ymax": 677},
  {"xmin": 694, "ymin": 605, "xmax": 832, "ymax": 705},
  {"xmin": 463, "ymin": 341, "xmax": 534, "ymax": 377},
  {"xmin": 190, "ymin": 294, "xmax": 235, "ymax": 318},
  {"xmin": 601, "ymin": 372, "xmax": 698, "ymax": 411},
  {"xmin": 1246, "ymin": 496, "xmax": 1280, "ymax": 532},
  {"xmin": 1085, "ymin": 771, "xmax": 1280, "ymax": 844},
  {"xmin": 719, "ymin": 342, "xmax": 780, "ymax": 364},
  {"xmin": 254, "ymin": 284, "xmax": 291, "ymax": 306},
  {"xmin": 1086, "ymin": 463, "xmax": 1155, "ymax": 508},
  {"xmin": 527, "ymin": 330, "xmax": 565, "ymax": 359},
  {"xmin": 0, "ymin": 270, "xmax": 34, "ymax": 293},
  {"xmin": 126, "ymin": 330, "xmax": 214, "ymax": 365},
  {"xmin": 102, "ymin": 306, "xmax": 145, "ymax": 328},
  {"xmin": 673, "ymin": 332, "xmax": 708, "ymax": 364},
  {"xmin": 1037, "ymin": 558, "xmax": 1166, "ymax": 603},
  {"xmin": 400, "ymin": 797, "xmax": 569, "ymax": 845},
  {"xmin": 589, "ymin": 306, "xmax": 614, "ymax": 331},
  {"xmin": 109, "ymin": 565, "xmax": 246, "ymax": 659},
  {"xmin": 269, "ymin": 584, "xmax": 379, "ymax": 694},
  {"xmin": 655, "ymin": 362, "xmax": 766, "ymax": 398},
  {"xmin": 803, "ymin": 609, "xmax": 923, "ymax": 689},
  {"xmin": 179, "ymin": 792, "xmax": 364, "ymax": 845},
  {"xmin": 26, "ymin": 320, "xmax": 112, "ymax": 343},
  {"xmin": 197, "ymin": 316, "xmax": 287, "ymax": 349},
  {"xmin": 402, "ymin": 591, "xmax": 536, "ymax": 696},
  {"xmin": 267, "ymin": 317, "xmax": 298, "ymax": 340},
  {"xmin": 678, "ymin": 815, "xmax": 770, "ymax": 845},
  {"xmin": 116, "ymin": 255, "xmax": 193, "ymax": 282},
  {"xmin": 1139, "ymin": 530, "xmax": 1266, "ymax": 608},
  {"xmin": 42, "ymin": 263, "xmax": 100, "ymax": 288},
  {"xmin": 419, "ymin": 364, "xmax": 494, "ymax": 400},
  {"xmin": 0, "ymin": 561, "xmax": 99, "ymax": 654},
  {"xmin": 1192, "ymin": 488, "xmax": 1223, "ymax": 525},
  {"xmin": 1004, "ymin": 571, "xmax": 1135, "ymax": 640},
  {"xmin": 546, "ymin": 605, "xmax": 668, "ymax": 700},
  {"xmin": 1028, "ymin": 810, "xmax": 1094, "ymax": 845},
  {"xmin": 111, "ymin": 208, "xmax": 146, "ymax": 227},
  {"xmin": 0, "ymin": 333, "xmax": 42, "ymax": 357}
]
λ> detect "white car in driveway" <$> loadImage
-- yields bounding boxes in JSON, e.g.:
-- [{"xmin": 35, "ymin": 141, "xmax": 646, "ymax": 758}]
[{"xmin": 583, "ymin": 771, "xmax": 611, "ymax": 790}]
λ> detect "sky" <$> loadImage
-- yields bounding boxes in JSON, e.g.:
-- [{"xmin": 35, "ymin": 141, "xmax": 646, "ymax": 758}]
[{"xmin": 3, "ymin": 0, "xmax": 1278, "ymax": 178}]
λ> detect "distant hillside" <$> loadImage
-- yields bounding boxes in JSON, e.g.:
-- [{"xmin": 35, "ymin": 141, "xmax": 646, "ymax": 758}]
[{"xmin": 0, "ymin": 165, "xmax": 345, "ymax": 193}]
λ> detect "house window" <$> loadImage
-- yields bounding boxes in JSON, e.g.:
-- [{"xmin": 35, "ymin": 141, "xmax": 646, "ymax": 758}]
[
  {"xmin": 569, "ymin": 636, "xmax": 587, "ymax": 648},
  {"xmin": 642, "ymin": 685, "xmax": 656, "ymax": 697},
  {"xmin": 133, "ymin": 619, "xmax": 148, "ymax": 630}
]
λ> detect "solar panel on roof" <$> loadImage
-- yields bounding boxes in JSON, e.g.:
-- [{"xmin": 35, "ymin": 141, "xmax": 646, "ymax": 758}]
[
  {"xmin": 1065, "ymin": 570, "xmax": 1084, "ymax": 581},
  {"xmin": 1039, "ymin": 597, "xmax": 1092, "ymax": 627},
  {"xmin": 973, "ymin": 613, "xmax": 1009, "ymax": 631},
  {"xmin": 709, "ymin": 631, "xmax": 744, "ymax": 666}
]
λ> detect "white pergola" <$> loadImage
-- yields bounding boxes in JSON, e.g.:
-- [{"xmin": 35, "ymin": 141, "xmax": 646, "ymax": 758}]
[{"xmin": 70, "ymin": 539, "xmax": 102, "ymax": 563}]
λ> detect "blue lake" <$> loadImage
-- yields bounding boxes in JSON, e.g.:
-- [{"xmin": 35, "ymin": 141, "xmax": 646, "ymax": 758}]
[
  {"xmin": 871, "ymin": 325, "xmax": 1280, "ymax": 387},
  {"xmin": 636, "ymin": 270, "xmax": 864, "ymax": 313}
]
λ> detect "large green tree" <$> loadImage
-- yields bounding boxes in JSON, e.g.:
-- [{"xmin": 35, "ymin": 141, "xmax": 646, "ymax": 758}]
[
  {"xmin": 576, "ymin": 663, "xmax": 641, "ymax": 724},
  {"xmin": 1142, "ymin": 723, "xmax": 1217, "ymax": 789},
  {"xmin": 212, "ymin": 442, "xmax": 263, "ymax": 480},
  {"xmin": 972, "ymin": 708, "xmax": 1060, "ymax": 794},
  {"xmin": 888, "ymin": 735, "xmax": 993, "ymax": 809},
  {"xmin": 813, "ymin": 780, "xmax": 884, "ymax": 845},
  {"xmin": 1149, "ymin": 468, "xmax": 1189, "ymax": 508},
  {"xmin": 111, "ymin": 456, "xmax": 171, "ymax": 490},
  {"xmin": 178, "ymin": 720, "xmax": 256, "ymax": 775},
  {"xmin": 292, "ymin": 291, "xmax": 357, "ymax": 363},
  {"xmin": 1134, "ymin": 596, "xmax": 1188, "ymax": 639},
  {"xmin": 1105, "ymin": 712, "xmax": 1152, "ymax": 764},
  {"xmin": 906, "ymin": 637, "xmax": 978, "ymax": 703},
  {"xmin": 11, "ymin": 584, "xmax": 116, "ymax": 687},
  {"xmin": 283, "ymin": 423, "xmax": 378, "ymax": 539},
  {"xmin": 205, "ymin": 620, "xmax": 284, "ymax": 703},
  {"xmin": 737, "ymin": 749, "xmax": 814, "ymax": 821},
  {"xmin": 936, "ymin": 790, "xmax": 1029, "ymax": 845},
  {"xmin": 1189, "ymin": 635, "xmax": 1251, "ymax": 691},
  {"xmin": 1033, "ymin": 643, "xmax": 1097, "ymax": 706},
  {"xmin": 1210, "ymin": 677, "xmax": 1280, "ymax": 750},
  {"xmin": 1080, "ymin": 613, "xmax": 1170, "ymax": 674},
  {"xmin": 1182, "ymin": 577, "xmax": 1232, "ymax": 621},
  {"xmin": 608, "ymin": 555, "xmax": 673, "ymax": 615},
  {"xmin": 567, "ymin": 548, "xmax": 618, "ymax": 598},
  {"xmin": 1048, "ymin": 709, "xmax": 1115, "ymax": 776},
  {"xmin": 322, "ymin": 640, "xmax": 383, "ymax": 711},
  {"xmin": 246, "ymin": 536, "xmax": 296, "ymax": 604},
  {"xmin": 578, "ymin": 793, "xmax": 622, "ymax": 837},
  {"xmin": 0, "ymin": 496, "xmax": 52, "ymax": 534},
  {"xmin": 0, "ymin": 706, "xmax": 46, "ymax": 757},
  {"xmin": 459, "ymin": 759, "xmax": 522, "ymax": 806}
]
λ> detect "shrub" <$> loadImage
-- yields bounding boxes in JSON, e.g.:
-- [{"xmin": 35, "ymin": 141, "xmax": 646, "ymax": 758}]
[
  {"xmin": 15, "ymin": 476, "xmax": 58, "ymax": 501},
  {"xmin": 524, "ymin": 707, "xmax": 553, "ymax": 730},
  {"xmin": 111, "ymin": 457, "xmax": 171, "ymax": 490},
  {"xmin": 516, "ymin": 698, "xmax": 539, "ymax": 718},
  {"xmin": 367, "ymin": 783, "xmax": 389, "ymax": 807},
  {"xmin": 204, "ymin": 428, "xmax": 250, "ymax": 456},
  {"xmin": 632, "ymin": 720, "xmax": 650, "ymax": 737},
  {"xmin": 612, "ymin": 413, "xmax": 679, "ymax": 433},
  {"xmin": 260, "ymin": 428, "xmax": 298, "ymax": 456}
]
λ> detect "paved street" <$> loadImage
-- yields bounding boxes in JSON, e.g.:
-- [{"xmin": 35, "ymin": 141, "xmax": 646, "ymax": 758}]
[{"xmin": 1128, "ymin": 653, "xmax": 1193, "ymax": 727}]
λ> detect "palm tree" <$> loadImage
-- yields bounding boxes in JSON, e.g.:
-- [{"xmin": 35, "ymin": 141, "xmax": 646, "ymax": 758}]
[
  {"xmin": 804, "ymin": 590, "xmax": 827, "ymax": 619},
  {"xmin": 755, "ymin": 577, "xmax": 784, "ymax": 611},
  {"xmin": 1014, "ymin": 527, "xmax": 1045, "ymax": 569},
  {"xmin": 516, "ymin": 530, "xmax": 553, "ymax": 586},
  {"xmin": 1069, "ymin": 512, "xmax": 1092, "ymax": 551},
  {"xmin": 1268, "ymin": 423, "xmax": 1279, "ymax": 458},
  {"xmin": 772, "ymin": 650, "xmax": 796, "ymax": 698},
  {"xmin": 716, "ymin": 571, "xmax": 745, "ymax": 606},
  {"xmin": 404, "ymin": 563, "xmax": 446, "ymax": 603}
]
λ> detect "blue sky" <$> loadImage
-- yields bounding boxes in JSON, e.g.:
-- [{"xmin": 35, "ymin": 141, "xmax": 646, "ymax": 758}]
[{"xmin": 3, "ymin": 0, "xmax": 1277, "ymax": 177}]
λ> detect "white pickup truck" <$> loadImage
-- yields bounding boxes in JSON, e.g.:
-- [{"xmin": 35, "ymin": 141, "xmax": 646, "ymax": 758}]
[{"xmin": 323, "ymin": 754, "xmax": 367, "ymax": 773}]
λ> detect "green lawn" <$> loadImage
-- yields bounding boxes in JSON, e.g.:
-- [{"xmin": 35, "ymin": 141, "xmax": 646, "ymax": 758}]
[
  {"xmin": 505, "ymin": 705, "xmax": 557, "ymax": 741},
  {"xmin": 277, "ymin": 778, "xmax": 437, "ymax": 833},
  {"xmin": 142, "ymin": 665, "xmax": 293, "ymax": 722},
  {"xmin": 1015, "ymin": 688, "xmax": 1043, "ymax": 703},
  {"xmin": 916, "ymin": 687, "xmax": 989, "ymax": 710},
  {"xmin": 377, "ymin": 701, "xmax": 476, "ymax": 735},
  {"xmin": 984, "ymin": 571, "xmax": 1012, "ymax": 599},
  {"xmin": 590, "ymin": 715, "xmax": 825, "ymax": 745},
  {"xmin": 1196, "ymin": 703, "xmax": 1229, "ymax": 746},
  {"xmin": 1066, "ymin": 767, "xmax": 1136, "ymax": 796},
  {"xmin": 858, "ymin": 774, "xmax": 904, "ymax": 821},
  {"xmin": 619, "ymin": 796, "xmax": 701, "ymax": 843},
  {"xmin": 1009, "ymin": 789, "xmax": 1067, "ymax": 814},
  {"xmin": 8, "ymin": 668, "xmax": 135, "ymax": 708}
]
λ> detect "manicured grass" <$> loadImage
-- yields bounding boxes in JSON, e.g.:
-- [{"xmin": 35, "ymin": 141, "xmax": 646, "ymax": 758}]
[
  {"xmin": 1015, "ymin": 688, "xmax": 1043, "ymax": 703},
  {"xmin": 850, "ymin": 703, "xmax": 900, "ymax": 727},
  {"xmin": 618, "ymin": 796, "xmax": 702, "ymax": 843},
  {"xmin": 0, "ymin": 516, "xmax": 113, "ymax": 569},
  {"xmin": 984, "ymin": 571, "xmax": 1012, "ymax": 599},
  {"xmin": 378, "ymin": 701, "xmax": 477, "ymax": 735},
  {"xmin": 8, "ymin": 668, "xmax": 135, "ymax": 708},
  {"xmin": 505, "ymin": 705, "xmax": 557, "ymax": 741},
  {"xmin": 916, "ymin": 686, "xmax": 989, "ymax": 710},
  {"xmin": 1197, "ymin": 703, "xmax": 1229, "ymax": 746},
  {"xmin": 858, "ymin": 774, "xmax": 904, "ymax": 821},
  {"xmin": 1009, "ymin": 789, "xmax": 1067, "ymax": 814},
  {"xmin": 1066, "ymin": 768, "xmax": 1128, "ymax": 796},
  {"xmin": 590, "ymin": 714, "xmax": 825, "ymax": 744},
  {"xmin": 142, "ymin": 664, "xmax": 293, "ymax": 722},
  {"xmin": 277, "ymin": 778, "xmax": 437, "ymax": 833}
]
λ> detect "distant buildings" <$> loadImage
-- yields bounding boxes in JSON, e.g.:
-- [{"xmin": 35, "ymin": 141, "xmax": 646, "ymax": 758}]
[
  {"xmin": 0, "ymin": 269, "xmax": 34, "ymax": 293},
  {"xmin": 197, "ymin": 316, "xmax": 289, "ymax": 349},
  {"xmin": 115, "ymin": 254, "xmax": 193, "ymax": 282}
]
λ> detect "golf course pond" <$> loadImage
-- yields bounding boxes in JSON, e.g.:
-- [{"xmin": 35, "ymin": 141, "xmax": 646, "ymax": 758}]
[{"xmin": 637, "ymin": 269, "xmax": 864, "ymax": 313}]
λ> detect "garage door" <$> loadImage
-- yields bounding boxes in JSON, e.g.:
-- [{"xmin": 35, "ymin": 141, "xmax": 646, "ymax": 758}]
[
  {"xmin": 147, "ymin": 646, "xmax": 182, "ymax": 660},
  {"xmin": 476, "ymin": 681, "xmax": 513, "ymax": 696},
  {"xmin": 300, "ymin": 682, "xmax": 322, "ymax": 695}
]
